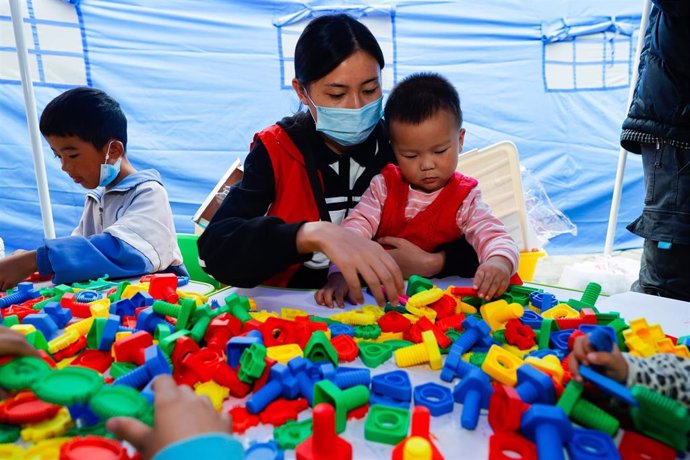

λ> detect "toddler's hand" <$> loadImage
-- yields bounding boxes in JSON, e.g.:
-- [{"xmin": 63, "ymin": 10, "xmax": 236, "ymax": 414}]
[
  {"xmin": 315, "ymin": 272, "xmax": 351, "ymax": 309},
  {"xmin": 472, "ymin": 255, "xmax": 511, "ymax": 300},
  {"xmin": 0, "ymin": 327, "xmax": 40, "ymax": 358},
  {"xmin": 569, "ymin": 334, "xmax": 628, "ymax": 383},
  {"xmin": 0, "ymin": 250, "xmax": 38, "ymax": 291}
]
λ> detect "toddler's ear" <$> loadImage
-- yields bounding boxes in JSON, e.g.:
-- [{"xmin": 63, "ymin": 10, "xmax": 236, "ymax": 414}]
[{"xmin": 457, "ymin": 128, "xmax": 466, "ymax": 151}]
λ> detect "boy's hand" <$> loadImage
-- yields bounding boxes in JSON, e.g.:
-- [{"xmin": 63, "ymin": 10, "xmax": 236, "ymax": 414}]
[
  {"xmin": 315, "ymin": 272, "xmax": 351, "ymax": 309},
  {"xmin": 106, "ymin": 375, "xmax": 231, "ymax": 460},
  {"xmin": 472, "ymin": 255, "xmax": 511, "ymax": 300},
  {"xmin": 0, "ymin": 250, "xmax": 38, "ymax": 291},
  {"xmin": 569, "ymin": 334, "xmax": 628, "ymax": 383},
  {"xmin": 0, "ymin": 327, "xmax": 40, "ymax": 358},
  {"xmin": 376, "ymin": 236, "xmax": 444, "ymax": 278}
]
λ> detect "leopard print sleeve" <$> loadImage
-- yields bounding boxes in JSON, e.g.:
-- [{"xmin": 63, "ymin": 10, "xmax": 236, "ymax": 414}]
[{"xmin": 623, "ymin": 352, "xmax": 690, "ymax": 409}]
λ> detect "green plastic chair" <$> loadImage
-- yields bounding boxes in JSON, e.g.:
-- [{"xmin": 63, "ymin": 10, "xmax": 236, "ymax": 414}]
[{"xmin": 177, "ymin": 233, "xmax": 221, "ymax": 290}]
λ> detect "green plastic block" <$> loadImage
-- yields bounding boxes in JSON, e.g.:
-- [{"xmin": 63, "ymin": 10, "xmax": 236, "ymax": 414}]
[
  {"xmin": 508, "ymin": 285, "xmax": 542, "ymax": 296},
  {"xmin": 580, "ymin": 282, "xmax": 602, "ymax": 306},
  {"xmin": 354, "ymin": 324, "xmax": 381, "ymax": 340},
  {"xmin": 358, "ymin": 341, "xmax": 392, "ymax": 368},
  {"xmin": 238, "ymin": 343, "xmax": 267, "ymax": 384},
  {"xmin": 631, "ymin": 385, "xmax": 690, "ymax": 452},
  {"xmin": 107, "ymin": 281, "xmax": 131, "ymax": 302},
  {"xmin": 72, "ymin": 276, "xmax": 116, "ymax": 291},
  {"xmin": 0, "ymin": 356, "xmax": 51, "ymax": 390},
  {"xmin": 25, "ymin": 329, "xmax": 48, "ymax": 352},
  {"xmin": 189, "ymin": 312, "xmax": 212, "ymax": 343},
  {"xmin": 383, "ymin": 339, "xmax": 415, "ymax": 352},
  {"xmin": 158, "ymin": 329, "xmax": 191, "ymax": 356},
  {"xmin": 33, "ymin": 366, "xmax": 104, "ymax": 406},
  {"xmin": 557, "ymin": 381, "xmax": 619, "ymax": 436},
  {"xmin": 2, "ymin": 315, "xmax": 19, "ymax": 327},
  {"xmin": 313, "ymin": 380, "xmax": 370, "ymax": 433},
  {"xmin": 274, "ymin": 418, "xmax": 312, "ymax": 450},
  {"xmin": 87, "ymin": 317, "xmax": 108, "ymax": 349},
  {"xmin": 440, "ymin": 330, "xmax": 461, "ymax": 354},
  {"xmin": 309, "ymin": 316, "xmax": 334, "ymax": 325},
  {"xmin": 595, "ymin": 312, "xmax": 621, "ymax": 325},
  {"xmin": 154, "ymin": 323, "xmax": 172, "ymax": 342},
  {"xmin": 406, "ymin": 275, "xmax": 433, "ymax": 296},
  {"xmin": 364, "ymin": 404, "xmax": 411, "ymax": 445},
  {"xmin": 468, "ymin": 351, "xmax": 488, "ymax": 368},
  {"xmin": 223, "ymin": 293, "xmax": 252, "ymax": 323},
  {"xmin": 109, "ymin": 362, "xmax": 138, "ymax": 379},
  {"xmin": 510, "ymin": 293, "xmax": 530, "ymax": 306},
  {"xmin": 0, "ymin": 423, "xmax": 20, "ymax": 442},
  {"xmin": 384, "ymin": 303, "xmax": 407, "ymax": 314},
  {"xmin": 492, "ymin": 330, "xmax": 507, "ymax": 344},
  {"xmin": 461, "ymin": 296, "xmax": 483, "ymax": 307},
  {"xmin": 538, "ymin": 319, "xmax": 556, "ymax": 350},
  {"xmin": 567, "ymin": 298, "xmax": 600, "ymax": 314},
  {"xmin": 606, "ymin": 318, "xmax": 629, "ymax": 352},
  {"xmin": 304, "ymin": 331, "xmax": 338, "ymax": 366}
]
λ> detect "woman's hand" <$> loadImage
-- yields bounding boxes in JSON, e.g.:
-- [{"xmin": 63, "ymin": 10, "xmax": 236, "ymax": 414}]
[
  {"xmin": 107, "ymin": 375, "xmax": 231, "ymax": 460},
  {"xmin": 376, "ymin": 236, "xmax": 444, "ymax": 278},
  {"xmin": 297, "ymin": 222, "xmax": 403, "ymax": 306}
]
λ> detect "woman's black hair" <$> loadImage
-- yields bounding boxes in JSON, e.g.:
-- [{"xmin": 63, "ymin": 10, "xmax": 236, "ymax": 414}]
[
  {"xmin": 294, "ymin": 14, "xmax": 385, "ymax": 86},
  {"xmin": 40, "ymin": 86, "xmax": 127, "ymax": 151}
]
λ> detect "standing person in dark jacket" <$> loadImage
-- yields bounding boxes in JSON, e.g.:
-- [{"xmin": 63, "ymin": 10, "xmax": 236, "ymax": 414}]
[
  {"xmin": 198, "ymin": 14, "xmax": 479, "ymax": 306},
  {"xmin": 621, "ymin": 1, "xmax": 690, "ymax": 301}
]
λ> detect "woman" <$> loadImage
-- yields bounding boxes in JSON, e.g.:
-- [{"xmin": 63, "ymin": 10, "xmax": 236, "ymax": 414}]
[{"xmin": 198, "ymin": 14, "xmax": 478, "ymax": 306}]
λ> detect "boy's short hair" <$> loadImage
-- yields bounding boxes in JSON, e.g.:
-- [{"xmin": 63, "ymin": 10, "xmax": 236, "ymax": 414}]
[
  {"xmin": 384, "ymin": 72, "xmax": 462, "ymax": 128},
  {"xmin": 40, "ymin": 87, "xmax": 127, "ymax": 151}
]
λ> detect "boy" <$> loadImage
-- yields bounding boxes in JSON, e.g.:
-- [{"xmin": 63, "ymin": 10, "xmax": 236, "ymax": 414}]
[
  {"xmin": 316, "ymin": 73, "xmax": 518, "ymax": 307},
  {"xmin": 0, "ymin": 87, "xmax": 185, "ymax": 290}
]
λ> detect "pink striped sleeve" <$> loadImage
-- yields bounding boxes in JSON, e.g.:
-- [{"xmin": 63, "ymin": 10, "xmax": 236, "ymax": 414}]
[
  {"xmin": 340, "ymin": 173, "xmax": 388, "ymax": 239},
  {"xmin": 457, "ymin": 188, "xmax": 520, "ymax": 274}
]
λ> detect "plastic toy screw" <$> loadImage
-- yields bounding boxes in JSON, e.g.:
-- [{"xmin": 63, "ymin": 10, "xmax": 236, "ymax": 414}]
[
  {"xmin": 557, "ymin": 381, "xmax": 619, "ymax": 436},
  {"xmin": 394, "ymin": 330, "xmax": 441, "ymax": 369},
  {"xmin": 114, "ymin": 345, "xmax": 171, "ymax": 389},
  {"xmin": 0, "ymin": 282, "xmax": 40, "ymax": 309},
  {"xmin": 295, "ymin": 402, "xmax": 352, "ymax": 460}
]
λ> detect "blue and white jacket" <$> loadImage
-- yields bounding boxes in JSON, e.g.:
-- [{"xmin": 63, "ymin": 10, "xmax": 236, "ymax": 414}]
[{"xmin": 36, "ymin": 169, "xmax": 186, "ymax": 284}]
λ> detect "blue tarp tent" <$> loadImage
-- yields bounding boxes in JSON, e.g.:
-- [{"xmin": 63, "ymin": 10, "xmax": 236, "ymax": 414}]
[{"xmin": 0, "ymin": 0, "xmax": 644, "ymax": 255}]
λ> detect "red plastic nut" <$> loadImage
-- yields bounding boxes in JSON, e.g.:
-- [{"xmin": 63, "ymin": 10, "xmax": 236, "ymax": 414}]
[
  {"xmin": 147, "ymin": 273, "xmax": 179, "ymax": 304},
  {"xmin": 435, "ymin": 314, "xmax": 465, "ymax": 333},
  {"xmin": 330, "ymin": 334, "xmax": 359, "ymax": 362},
  {"xmin": 429, "ymin": 294, "xmax": 457, "ymax": 319},
  {"xmin": 404, "ymin": 317, "xmax": 452, "ymax": 349},
  {"xmin": 228, "ymin": 406, "xmax": 260, "ymax": 434},
  {"xmin": 60, "ymin": 435, "xmax": 131, "ymax": 460},
  {"xmin": 504, "ymin": 319, "xmax": 536, "ymax": 350},
  {"xmin": 488, "ymin": 384, "xmax": 529, "ymax": 433},
  {"xmin": 0, "ymin": 391, "xmax": 62, "ymax": 424},
  {"xmin": 241, "ymin": 319, "xmax": 263, "ymax": 334},
  {"xmin": 204, "ymin": 313, "xmax": 242, "ymax": 350},
  {"xmin": 180, "ymin": 348, "xmax": 224, "ymax": 383},
  {"xmin": 113, "ymin": 331, "xmax": 153, "ymax": 365},
  {"xmin": 488, "ymin": 432, "xmax": 536, "ymax": 460},
  {"xmin": 60, "ymin": 292, "xmax": 93, "ymax": 318},
  {"xmin": 170, "ymin": 336, "xmax": 201, "ymax": 368},
  {"xmin": 262, "ymin": 317, "xmax": 298, "ymax": 347},
  {"xmin": 259, "ymin": 397, "xmax": 309, "ymax": 426},
  {"xmin": 294, "ymin": 318, "xmax": 328, "ymax": 349},
  {"xmin": 70, "ymin": 349, "xmax": 113, "ymax": 374},
  {"xmin": 618, "ymin": 431, "xmax": 676, "ymax": 460},
  {"xmin": 377, "ymin": 311, "xmax": 412, "ymax": 333}
]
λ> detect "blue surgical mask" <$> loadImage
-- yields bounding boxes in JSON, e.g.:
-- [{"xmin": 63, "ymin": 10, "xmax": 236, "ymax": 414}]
[
  {"xmin": 99, "ymin": 141, "xmax": 122, "ymax": 187},
  {"xmin": 307, "ymin": 94, "xmax": 383, "ymax": 147}
]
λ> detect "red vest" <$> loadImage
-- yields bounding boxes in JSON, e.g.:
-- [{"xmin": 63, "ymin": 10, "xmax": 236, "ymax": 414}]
[
  {"xmin": 254, "ymin": 124, "xmax": 322, "ymax": 287},
  {"xmin": 374, "ymin": 164, "xmax": 478, "ymax": 251}
]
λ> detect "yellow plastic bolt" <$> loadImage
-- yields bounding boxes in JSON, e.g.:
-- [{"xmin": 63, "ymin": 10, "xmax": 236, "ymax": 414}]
[
  {"xmin": 47, "ymin": 329, "xmax": 80, "ymax": 355},
  {"xmin": 407, "ymin": 287, "xmax": 444, "ymax": 308},
  {"xmin": 24, "ymin": 437, "xmax": 71, "ymax": 459},
  {"xmin": 65, "ymin": 316, "xmax": 94, "ymax": 337},
  {"xmin": 403, "ymin": 436, "xmax": 433, "ymax": 460},
  {"xmin": 21, "ymin": 408, "xmax": 74, "ymax": 442},
  {"xmin": 405, "ymin": 304, "xmax": 437, "ymax": 322},
  {"xmin": 10, "ymin": 324, "xmax": 36, "ymax": 335},
  {"xmin": 177, "ymin": 290, "xmax": 208, "ymax": 306},
  {"xmin": 394, "ymin": 330, "xmax": 442, "ymax": 370},
  {"xmin": 0, "ymin": 444, "xmax": 24, "ymax": 460},
  {"xmin": 281, "ymin": 308, "xmax": 309, "ymax": 320}
]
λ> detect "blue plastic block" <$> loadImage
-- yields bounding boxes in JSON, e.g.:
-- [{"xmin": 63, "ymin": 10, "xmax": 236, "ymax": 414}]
[
  {"xmin": 580, "ymin": 326, "xmax": 615, "ymax": 353},
  {"xmin": 131, "ymin": 291, "xmax": 154, "ymax": 308},
  {"xmin": 566, "ymin": 428, "xmax": 620, "ymax": 460},
  {"xmin": 520, "ymin": 309, "xmax": 544, "ymax": 329},
  {"xmin": 579, "ymin": 365, "xmax": 637, "ymax": 406},
  {"xmin": 328, "ymin": 322, "xmax": 355, "ymax": 337},
  {"xmin": 414, "ymin": 382, "xmax": 453, "ymax": 416},
  {"xmin": 42, "ymin": 301, "xmax": 73, "ymax": 328},
  {"xmin": 176, "ymin": 275, "xmax": 190, "ymax": 287},
  {"xmin": 245, "ymin": 441, "xmax": 284, "ymax": 460},
  {"xmin": 98, "ymin": 315, "xmax": 121, "ymax": 351},
  {"xmin": 529, "ymin": 291, "xmax": 558, "ymax": 310},
  {"xmin": 334, "ymin": 366, "xmax": 370, "ymax": 389},
  {"xmin": 371, "ymin": 370, "xmax": 412, "ymax": 402},
  {"xmin": 453, "ymin": 316, "xmax": 492, "ymax": 355},
  {"xmin": 515, "ymin": 364, "xmax": 555, "ymax": 405},
  {"xmin": 226, "ymin": 332, "xmax": 262, "ymax": 369},
  {"xmin": 22, "ymin": 313, "xmax": 58, "ymax": 340},
  {"xmin": 0, "ymin": 282, "xmax": 40, "ymax": 309},
  {"xmin": 311, "ymin": 362, "xmax": 336, "ymax": 382},
  {"xmin": 246, "ymin": 363, "xmax": 299, "ymax": 414},
  {"xmin": 114, "ymin": 345, "xmax": 171, "ymax": 389},
  {"xmin": 550, "ymin": 329, "xmax": 575, "ymax": 352},
  {"xmin": 68, "ymin": 402, "xmax": 101, "ymax": 426},
  {"xmin": 452, "ymin": 368, "xmax": 492, "ymax": 430},
  {"xmin": 521, "ymin": 404, "xmax": 573, "ymax": 460},
  {"xmin": 110, "ymin": 298, "xmax": 136, "ymax": 316},
  {"xmin": 135, "ymin": 307, "xmax": 169, "ymax": 333},
  {"xmin": 141, "ymin": 379, "xmax": 155, "ymax": 405},
  {"xmin": 75, "ymin": 290, "xmax": 100, "ymax": 303},
  {"xmin": 370, "ymin": 392, "xmax": 411, "ymax": 409}
]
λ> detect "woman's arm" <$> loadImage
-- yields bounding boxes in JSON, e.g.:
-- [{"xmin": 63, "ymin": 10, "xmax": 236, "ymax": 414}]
[{"xmin": 198, "ymin": 141, "xmax": 308, "ymax": 286}]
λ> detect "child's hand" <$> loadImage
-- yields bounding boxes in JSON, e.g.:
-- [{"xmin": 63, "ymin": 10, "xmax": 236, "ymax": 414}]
[
  {"xmin": 376, "ymin": 236, "xmax": 444, "ymax": 278},
  {"xmin": 472, "ymin": 255, "xmax": 512, "ymax": 300},
  {"xmin": 315, "ymin": 272, "xmax": 350, "ymax": 309},
  {"xmin": 0, "ymin": 250, "xmax": 38, "ymax": 291},
  {"xmin": 107, "ymin": 375, "xmax": 231, "ymax": 460},
  {"xmin": 569, "ymin": 334, "xmax": 628, "ymax": 383},
  {"xmin": 0, "ymin": 327, "xmax": 40, "ymax": 358}
]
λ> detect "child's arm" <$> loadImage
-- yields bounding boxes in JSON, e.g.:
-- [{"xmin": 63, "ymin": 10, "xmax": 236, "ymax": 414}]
[
  {"xmin": 0, "ymin": 251, "xmax": 37, "ymax": 291},
  {"xmin": 569, "ymin": 334, "xmax": 690, "ymax": 408},
  {"xmin": 458, "ymin": 189, "xmax": 519, "ymax": 299},
  {"xmin": 107, "ymin": 375, "xmax": 240, "ymax": 460},
  {"xmin": 340, "ymin": 174, "xmax": 386, "ymax": 239},
  {"xmin": 0, "ymin": 327, "xmax": 40, "ymax": 358}
]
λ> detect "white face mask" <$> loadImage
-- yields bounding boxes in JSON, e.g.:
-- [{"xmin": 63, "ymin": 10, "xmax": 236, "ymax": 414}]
[{"xmin": 99, "ymin": 141, "xmax": 122, "ymax": 187}]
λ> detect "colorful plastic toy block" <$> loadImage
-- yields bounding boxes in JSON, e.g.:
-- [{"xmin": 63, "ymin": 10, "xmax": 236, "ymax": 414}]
[
  {"xmin": 295, "ymin": 403, "xmax": 352, "ymax": 460},
  {"xmin": 364, "ymin": 404, "xmax": 411, "ymax": 445},
  {"xmin": 453, "ymin": 368, "xmax": 492, "ymax": 430}
]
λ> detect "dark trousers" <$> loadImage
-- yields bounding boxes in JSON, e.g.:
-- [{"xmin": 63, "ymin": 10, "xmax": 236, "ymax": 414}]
[{"xmin": 629, "ymin": 143, "xmax": 690, "ymax": 302}]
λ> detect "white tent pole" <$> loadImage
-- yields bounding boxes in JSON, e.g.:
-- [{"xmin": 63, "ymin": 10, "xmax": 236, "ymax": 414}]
[
  {"xmin": 604, "ymin": 0, "xmax": 652, "ymax": 256},
  {"xmin": 10, "ymin": 0, "xmax": 56, "ymax": 239}
]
